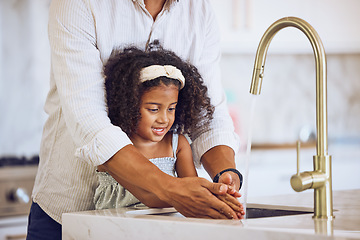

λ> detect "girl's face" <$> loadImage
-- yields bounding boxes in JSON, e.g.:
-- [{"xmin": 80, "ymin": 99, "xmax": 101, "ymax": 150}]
[{"xmin": 131, "ymin": 83, "xmax": 179, "ymax": 143}]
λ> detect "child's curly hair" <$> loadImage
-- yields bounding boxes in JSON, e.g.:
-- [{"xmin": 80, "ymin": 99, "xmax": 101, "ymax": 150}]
[{"xmin": 103, "ymin": 45, "xmax": 214, "ymax": 137}]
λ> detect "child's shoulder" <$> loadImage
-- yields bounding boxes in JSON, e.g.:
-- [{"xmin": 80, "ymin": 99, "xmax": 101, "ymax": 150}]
[
  {"xmin": 176, "ymin": 133, "xmax": 188, "ymax": 142},
  {"xmin": 174, "ymin": 133, "xmax": 191, "ymax": 151},
  {"xmin": 169, "ymin": 132, "xmax": 188, "ymax": 142}
]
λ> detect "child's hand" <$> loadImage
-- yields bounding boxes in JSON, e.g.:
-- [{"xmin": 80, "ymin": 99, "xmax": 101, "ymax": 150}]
[
  {"xmin": 218, "ymin": 171, "xmax": 241, "ymax": 197},
  {"xmin": 216, "ymin": 193, "xmax": 245, "ymax": 219}
]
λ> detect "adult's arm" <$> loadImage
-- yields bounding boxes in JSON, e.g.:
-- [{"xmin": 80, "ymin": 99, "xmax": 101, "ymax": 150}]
[
  {"xmin": 49, "ymin": 0, "xmax": 132, "ymax": 165},
  {"xmin": 189, "ymin": 2, "xmax": 242, "ymax": 190}
]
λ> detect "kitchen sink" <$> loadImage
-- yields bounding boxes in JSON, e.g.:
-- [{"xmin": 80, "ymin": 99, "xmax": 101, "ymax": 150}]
[
  {"xmin": 126, "ymin": 203, "xmax": 313, "ymax": 219},
  {"xmin": 246, "ymin": 207, "xmax": 312, "ymax": 219}
]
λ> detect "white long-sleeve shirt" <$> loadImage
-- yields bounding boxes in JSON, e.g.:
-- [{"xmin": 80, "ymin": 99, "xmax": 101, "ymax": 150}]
[{"xmin": 32, "ymin": 0, "xmax": 240, "ymax": 223}]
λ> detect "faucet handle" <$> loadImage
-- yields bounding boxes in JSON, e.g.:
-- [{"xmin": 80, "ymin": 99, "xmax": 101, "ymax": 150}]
[
  {"xmin": 291, "ymin": 172, "xmax": 313, "ymax": 192},
  {"xmin": 291, "ymin": 141, "xmax": 327, "ymax": 192},
  {"xmin": 291, "ymin": 141, "xmax": 312, "ymax": 192}
]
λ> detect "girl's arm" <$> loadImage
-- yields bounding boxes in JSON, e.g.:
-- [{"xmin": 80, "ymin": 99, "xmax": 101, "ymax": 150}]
[{"xmin": 175, "ymin": 135, "xmax": 198, "ymax": 178}]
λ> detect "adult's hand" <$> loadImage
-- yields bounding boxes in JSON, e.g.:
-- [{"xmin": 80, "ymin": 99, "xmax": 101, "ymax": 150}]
[
  {"xmin": 216, "ymin": 193, "xmax": 245, "ymax": 219},
  {"xmin": 159, "ymin": 177, "xmax": 240, "ymax": 219}
]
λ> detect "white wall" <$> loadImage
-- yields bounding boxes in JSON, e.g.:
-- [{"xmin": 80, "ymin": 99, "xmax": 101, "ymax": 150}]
[
  {"xmin": 211, "ymin": 0, "xmax": 360, "ymax": 53},
  {"xmin": 0, "ymin": 0, "xmax": 51, "ymax": 156}
]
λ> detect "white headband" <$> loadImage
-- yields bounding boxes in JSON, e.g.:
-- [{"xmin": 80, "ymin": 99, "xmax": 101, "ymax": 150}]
[{"xmin": 139, "ymin": 65, "xmax": 185, "ymax": 89}]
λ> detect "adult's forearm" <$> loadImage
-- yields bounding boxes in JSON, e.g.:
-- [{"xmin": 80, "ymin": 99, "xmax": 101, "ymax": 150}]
[
  {"xmin": 102, "ymin": 144, "xmax": 174, "ymax": 203},
  {"xmin": 108, "ymin": 168, "xmax": 171, "ymax": 208},
  {"xmin": 200, "ymin": 145, "xmax": 236, "ymax": 179},
  {"xmin": 201, "ymin": 145, "xmax": 242, "ymax": 192}
]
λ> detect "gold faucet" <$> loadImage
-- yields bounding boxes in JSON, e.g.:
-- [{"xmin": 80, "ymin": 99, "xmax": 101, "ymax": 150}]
[{"xmin": 249, "ymin": 17, "xmax": 333, "ymax": 219}]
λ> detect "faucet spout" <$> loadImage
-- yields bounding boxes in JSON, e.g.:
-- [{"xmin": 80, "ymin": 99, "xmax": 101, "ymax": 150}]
[{"xmin": 250, "ymin": 17, "xmax": 333, "ymax": 219}]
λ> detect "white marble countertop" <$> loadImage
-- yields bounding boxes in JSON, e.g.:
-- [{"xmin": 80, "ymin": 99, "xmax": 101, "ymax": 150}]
[{"xmin": 62, "ymin": 189, "xmax": 360, "ymax": 240}]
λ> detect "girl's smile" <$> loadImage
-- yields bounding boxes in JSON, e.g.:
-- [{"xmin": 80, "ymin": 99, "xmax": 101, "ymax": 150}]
[
  {"xmin": 130, "ymin": 83, "xmax": 179, "ymax": 145},
  {"xmin": 152, "ymin": 127, "xmax": 166, "ymax": 136}
]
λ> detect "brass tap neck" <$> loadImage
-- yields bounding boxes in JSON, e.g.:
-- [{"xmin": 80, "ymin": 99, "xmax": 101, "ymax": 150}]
[
  {"xmin": 250, "ymin": 16, "xmax": 328, "ymax": 157},
  {"xmin": 250, "ymin": 17, "xmax": 333, "ymax": 219}
]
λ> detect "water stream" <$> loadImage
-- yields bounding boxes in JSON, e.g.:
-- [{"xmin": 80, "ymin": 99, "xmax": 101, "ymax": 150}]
[{"xmin": 241, "ymin": 95, "xmax": 257, "ymax": 219}]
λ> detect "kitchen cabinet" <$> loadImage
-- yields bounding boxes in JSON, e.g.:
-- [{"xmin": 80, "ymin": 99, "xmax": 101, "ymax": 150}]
[
  {"xmin": 210, "ymin": 0, "xmax": 360, "ymax": 54},
  {"xmin": 0, "ymin": 216, "xmax": 27, "ymax": 240}
]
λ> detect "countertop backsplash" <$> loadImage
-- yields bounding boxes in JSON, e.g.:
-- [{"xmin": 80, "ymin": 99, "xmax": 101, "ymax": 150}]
[{"xmin": 221, "ymin": 53, "xmax": 360, "ymax": 146}]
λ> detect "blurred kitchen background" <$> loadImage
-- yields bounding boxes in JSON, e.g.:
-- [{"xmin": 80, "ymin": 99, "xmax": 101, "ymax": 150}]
[{"xmin": 0, "ymin": 1, "xmax": 360, "ymax": 237}]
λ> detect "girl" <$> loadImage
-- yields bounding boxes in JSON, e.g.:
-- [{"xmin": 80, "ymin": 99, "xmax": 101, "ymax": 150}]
[{"xmin": 94, "ymin": 46, "xmax": 243, "ymax": 215}]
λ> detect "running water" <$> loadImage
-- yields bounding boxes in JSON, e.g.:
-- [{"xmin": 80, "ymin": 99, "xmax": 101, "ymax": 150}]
[{"xmin": 241, "ymin": 95, "xmax": 257, "ymax": 219}]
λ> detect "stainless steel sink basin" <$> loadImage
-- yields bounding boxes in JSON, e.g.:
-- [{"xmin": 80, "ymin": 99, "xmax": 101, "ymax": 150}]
[
  {"xmin": 246, "ymin": 208, "xmax": 312, "ymax": 219},
  {"xmin": 126, "ymin": 203, "xmax": 313, "ymax": 219},
  {"xmin": 245, "ymin": 203, "xmax": 313, "ymax": 219}
]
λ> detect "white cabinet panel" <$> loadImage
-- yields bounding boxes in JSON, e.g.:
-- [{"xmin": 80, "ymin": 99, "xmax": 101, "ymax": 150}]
[
  {"xmin": 0, "ymin": 216, "xmax": 27, "ymax": 240},
  {"xmin": 211, "ymin": 0, "xmax": 360, "ymax": 53}
]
